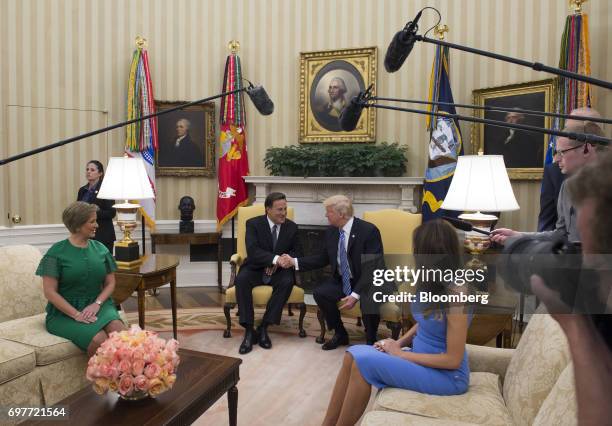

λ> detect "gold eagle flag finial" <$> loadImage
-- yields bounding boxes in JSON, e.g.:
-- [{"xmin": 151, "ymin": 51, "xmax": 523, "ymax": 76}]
[
  {"xmin": 228, "ymin": 40, "xmax": 240, "ymax": 54},
  {"xmin": 434, "ymin": 25, "xmax": 449, "ymax": 41},
  {"xmin": 135, "ymin": 36, "xmax": 147, "ymax": 50},
  {"xmin": 570, "ymin": 0, "xmax": 588, "ymax": 14}
]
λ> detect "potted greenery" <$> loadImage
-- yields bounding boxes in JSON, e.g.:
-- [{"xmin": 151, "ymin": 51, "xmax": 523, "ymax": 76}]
[{"xmin": 263, "ymin": 143, "xmax": 407, "ymax": 177}]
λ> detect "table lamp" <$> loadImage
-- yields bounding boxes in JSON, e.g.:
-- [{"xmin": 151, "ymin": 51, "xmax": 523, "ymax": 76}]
[
  {"xmin": 97, "ymin": 156, "xmax": 155, "ymax": 268},
  {"xmin": 441, "ymin": 155, "xmax": 519, "ymax": 268}
]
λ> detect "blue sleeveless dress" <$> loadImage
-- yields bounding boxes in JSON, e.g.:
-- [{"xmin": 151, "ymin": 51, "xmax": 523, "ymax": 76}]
[{"xmin": 347, "ymin": 305, "xmax": 471, "ymax": 395}]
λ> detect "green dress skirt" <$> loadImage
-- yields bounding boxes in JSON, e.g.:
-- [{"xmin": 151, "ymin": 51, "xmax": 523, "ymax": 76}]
[{"xmin": 36, "ymin": 239, "xmax": 121, "ymax": 351}]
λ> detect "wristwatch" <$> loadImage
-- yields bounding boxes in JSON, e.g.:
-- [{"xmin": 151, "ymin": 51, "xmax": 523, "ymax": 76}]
[{"xmin": 95, "ymin": 300, "xmax": 102, "ymax": 306}]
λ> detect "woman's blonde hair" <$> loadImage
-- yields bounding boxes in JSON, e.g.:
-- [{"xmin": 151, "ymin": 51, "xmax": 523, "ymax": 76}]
[{"xmin": 62, "ymin": 201, "xmax": 98, "ymax": 234}]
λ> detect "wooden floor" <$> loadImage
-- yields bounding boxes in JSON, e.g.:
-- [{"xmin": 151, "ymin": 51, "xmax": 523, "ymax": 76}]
[
  {"xmin": 157, "ymin": 328, "xmax": 375, "ymax": 426},
  {"xmin": 121, "ymin": 286, "xmax": 223, "ymax": 312}
]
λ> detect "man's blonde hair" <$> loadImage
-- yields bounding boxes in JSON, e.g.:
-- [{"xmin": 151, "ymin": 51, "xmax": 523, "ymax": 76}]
[{"xmin": 323, "ymin": 195, "xmax": 353, "ymax": 218}]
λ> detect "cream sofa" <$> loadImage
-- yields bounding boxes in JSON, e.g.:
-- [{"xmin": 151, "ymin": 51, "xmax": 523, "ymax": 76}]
[
  {"xmin": 0, "ymin": 245, "xmax": 90, "ymax": 407},
  {"xmin": 362, "ymin": 312, "xmax": 577, "ymax": 425}
]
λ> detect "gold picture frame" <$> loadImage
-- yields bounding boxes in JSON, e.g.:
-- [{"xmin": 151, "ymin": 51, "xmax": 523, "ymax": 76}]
[
  {"xmin": 472, "ymin": 79, "xmax": 555, "ymax": 180},
  {"xmin": 155, "ymin": 101, "xmax": 216, "ymax": 177},
  {"xmin": 299, "ymin": 47, "xmax": 377, "ymax": 143}
]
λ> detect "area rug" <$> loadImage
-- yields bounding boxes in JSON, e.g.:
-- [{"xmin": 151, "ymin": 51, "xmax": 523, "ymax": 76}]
[{"xmin": 124, "ymin": 307, "xmax": 395, "ymax": 342}]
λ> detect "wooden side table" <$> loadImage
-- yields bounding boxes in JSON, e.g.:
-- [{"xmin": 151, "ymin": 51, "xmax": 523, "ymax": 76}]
[
  {"xmin": 113, "ymin": 254, "xmax": 180, "ymax": 339},
  {"xmin": 151, "ymin": 232, "xmax": 223, "ymax": 292}
]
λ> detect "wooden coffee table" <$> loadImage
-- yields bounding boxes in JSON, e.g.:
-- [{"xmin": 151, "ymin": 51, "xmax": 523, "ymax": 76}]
[{"xmin": 23, "ymin": 349, "xmax": 241, "ymax": 426}]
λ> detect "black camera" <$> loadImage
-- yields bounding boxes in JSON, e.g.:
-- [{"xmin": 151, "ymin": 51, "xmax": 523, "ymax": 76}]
[
  {"xmin": 497, "ymin": 233, "xmax": 586, "ymax": 309},
  {"xmin": 497, "ymin": 233, "xmax": 611, "ymax": 350}
]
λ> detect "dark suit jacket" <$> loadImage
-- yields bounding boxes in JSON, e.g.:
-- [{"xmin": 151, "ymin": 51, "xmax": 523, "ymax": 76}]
[
  {"xmin": 158, "ymin": 134, "xmax": 204, "ymax": 168},
  {"xmin": 298, "ymin": 217, "xmax": 384, "ymax": 297},
  {"xmin": 77, "ymin": 181, "xmax": 116, "ymax": 246},
  {"xmin": 538, "ymin": 162, "xmax": 566, "ymax": 232},
  {"xmin": 243, "ymin": 215, "xmax": 301, "ymax": 270}
]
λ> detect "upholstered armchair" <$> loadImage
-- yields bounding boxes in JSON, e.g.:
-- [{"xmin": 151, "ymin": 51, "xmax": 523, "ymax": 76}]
[
  {"xmin": 315, "ymin": 209, "xmax": 421, "ymax": 343},
  {"xmin": 223, "ymin": 204, "xmax": 307, "ymax": 338},
  {"xmin": 364, "ymin": 209, "xmax": 422, "ymax": 333}
]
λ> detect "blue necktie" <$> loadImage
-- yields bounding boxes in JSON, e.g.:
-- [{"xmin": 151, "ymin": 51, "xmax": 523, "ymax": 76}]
[{"xmin": 338, "ymin": 230, "xmax": 351, "ymax": 296}]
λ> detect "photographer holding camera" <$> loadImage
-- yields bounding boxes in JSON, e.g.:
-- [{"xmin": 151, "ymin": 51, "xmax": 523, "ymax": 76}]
[
  {"xmin": 491, "ymin": 115, "xmax": 606, "ymax": 246},
  {"xmin": 529, "ymin": 150, "xmax": 612, "ymax": 425}
]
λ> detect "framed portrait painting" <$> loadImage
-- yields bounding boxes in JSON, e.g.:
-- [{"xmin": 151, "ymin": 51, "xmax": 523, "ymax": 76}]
[
  {"xmin": 299, "ymin": 47, "xmax": 377, "ymax": 143},
  {"xmin": 155, "ymin": 101, "xmax": 216, "ymax": 177},
  {"xmin": 472, "ymin": 79, "xmax": 555, "ymax": 179}
]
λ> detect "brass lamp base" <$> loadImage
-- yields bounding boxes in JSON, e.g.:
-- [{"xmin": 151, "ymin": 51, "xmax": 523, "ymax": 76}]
[{"xmin": 459, "ymin": 212, "xmax": 497, "ymax": 292}]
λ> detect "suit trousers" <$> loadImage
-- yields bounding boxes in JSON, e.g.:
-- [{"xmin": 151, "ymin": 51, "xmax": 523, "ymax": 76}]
[
  {"xmin": 313, "ymin": 277, "xmax": 380, "ymax": 342},
  {"xmin": 235, "ymin": 265, "xmax": 294, "ymax": 328}
]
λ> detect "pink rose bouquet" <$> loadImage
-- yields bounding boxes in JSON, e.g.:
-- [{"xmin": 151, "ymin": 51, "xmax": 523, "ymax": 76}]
[{"xmin": 87, "ymin": 325, "xmax": 180, "ymax": 399}]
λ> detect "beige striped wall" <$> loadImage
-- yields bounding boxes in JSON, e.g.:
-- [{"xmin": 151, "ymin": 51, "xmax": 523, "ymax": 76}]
[{"xmin": 1, "ymin": 0, "xmax": 610, "ymax": 230}]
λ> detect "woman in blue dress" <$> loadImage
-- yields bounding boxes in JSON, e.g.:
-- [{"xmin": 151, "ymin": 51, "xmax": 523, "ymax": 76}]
[{"xmin": 322, "ymin": 219, "xmax": 472, "ymax": 426}]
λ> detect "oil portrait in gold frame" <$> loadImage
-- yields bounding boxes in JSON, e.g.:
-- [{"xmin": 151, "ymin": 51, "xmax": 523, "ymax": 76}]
[{"xmin": 299, "ymin": 47, "xmax": 377, "ymax": 143}]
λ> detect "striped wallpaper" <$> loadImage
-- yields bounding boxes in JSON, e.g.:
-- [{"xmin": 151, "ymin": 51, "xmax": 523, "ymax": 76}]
[{"xmin": 0, "ymin": 0, "xmax": 610, "ymax": 231}]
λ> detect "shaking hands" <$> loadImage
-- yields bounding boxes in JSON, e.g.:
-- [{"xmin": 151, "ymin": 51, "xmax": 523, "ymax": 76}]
[{"xmin": 277, "ymin": 254, "xmax": 296, "ymax": 269}]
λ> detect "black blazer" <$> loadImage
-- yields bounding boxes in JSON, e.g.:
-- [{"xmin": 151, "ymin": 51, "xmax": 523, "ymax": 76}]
[
  {"xmin": 77, "ymin": 181, "xmax": 116, "ymax": 246},
  {"xmin": 243, "ymin": 215, "xmax": 301, "ymax": 270},
  {"xmin": 298, "ymin": 217, "xmax": 384, "ymax": 296},
  {"xmin": 538, "ymin": 162, "xmax": 566, "ymax": 232}
]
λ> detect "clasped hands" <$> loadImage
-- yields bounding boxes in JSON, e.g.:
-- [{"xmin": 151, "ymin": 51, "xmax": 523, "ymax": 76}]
[
  {"xmin": 373, "ymin": 338, "xmax": 401, "ymax": 355},
  {"xmin": 277, "ymin": 254, "xmax": 296, "ymax": 269},
  {"xmin": 73, "ymin": 303, "xmax": 100, "ymax": 323}
]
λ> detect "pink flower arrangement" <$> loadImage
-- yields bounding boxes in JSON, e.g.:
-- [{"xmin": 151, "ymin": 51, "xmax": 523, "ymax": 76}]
[{"xmin": 86, "ymin": 325, "xmax": 180, "ymax": 399}]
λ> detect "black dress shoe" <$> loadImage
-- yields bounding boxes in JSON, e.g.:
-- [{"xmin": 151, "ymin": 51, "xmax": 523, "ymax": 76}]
[
  {"xmin": 257, "ymin": 326, "xmax": 272, "ymax": 349},
  {"xmin": 239, "ymin": 328, "xmax": 258, "ymax": 354},
  {"xmin": 322, "ymin": 333, "xmax": 349, "ymax": 350}
]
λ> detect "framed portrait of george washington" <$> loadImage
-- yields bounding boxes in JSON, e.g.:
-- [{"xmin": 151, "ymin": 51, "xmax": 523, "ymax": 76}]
[
  {"xmin": 299, "ymin": 47, "xmax": 377, "ymax": 143},
  {"xmin": 155, "ymin": 101, "xmax": 216, "ymax": 177},
  {"xmin": 472, "ymin": 79, "xmax": 555, "ymax": 180}
]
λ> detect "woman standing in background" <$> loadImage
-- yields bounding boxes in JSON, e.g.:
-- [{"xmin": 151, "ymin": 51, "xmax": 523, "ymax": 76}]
[{"xmin": 77, "ymin": 160, "xmax": 116, "ymax": 253}]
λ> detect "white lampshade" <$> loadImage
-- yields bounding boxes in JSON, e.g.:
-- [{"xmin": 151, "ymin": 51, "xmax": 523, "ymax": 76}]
[
  {"xmin": 97, "ymin": 157, "xmax": 154, "ymax": 200},
  {"xmin": 441, "ymin": 155, "xmax": 519, "ymax": 212}
]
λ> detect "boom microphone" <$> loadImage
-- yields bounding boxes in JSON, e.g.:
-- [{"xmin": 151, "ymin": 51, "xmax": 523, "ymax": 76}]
[
  {"xmin": 339, "ymin": 84, "xmax": 374, "ymax": 132},
  {"xmin": 339, "ymin": 96, "xmax": 365, "ymax": 132},
  {"xmin": 246, "ymin": 84, "xmax": 274, "ymax": 115},
  {"xmin": 442, "ymin": 216, "xmax": 491, "ymax": 236},
  {"xmin": 384, "ymin": 10, "xmax": 423, "ymax": 73}
]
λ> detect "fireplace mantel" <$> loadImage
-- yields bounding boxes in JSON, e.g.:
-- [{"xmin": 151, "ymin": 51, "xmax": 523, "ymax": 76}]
[{"xmin": 244, "ymin": 176, "xmax": 423, "ymax": 226}]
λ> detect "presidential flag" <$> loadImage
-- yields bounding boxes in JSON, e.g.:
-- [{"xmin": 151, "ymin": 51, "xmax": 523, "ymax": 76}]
[{"xmin": 422, "ymin": 45, "xmax": 463, "ymax": 222}]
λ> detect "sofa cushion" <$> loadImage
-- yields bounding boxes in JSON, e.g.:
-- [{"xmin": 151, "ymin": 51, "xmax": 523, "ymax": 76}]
[
  {"xmin": 0, "ymin": 245, "xmax": 47, "ymax": 323},
  {"xmin": 0, "ymin": 314, "xmax": 82, "ymax": 366},
  {"xmin": 532, "ymin": 363, "xmax": 577, "ymax": 426},
  {"xmin": 374, "ymin": 372, "xmax": 512, "ymax": 426},
  {"xmin": 362, "ymin": 410, "xmax": 480, "ymax": 425},
  {"xmin": 0, "ymin": 338, "xmax": 36, "ymax": 384},
  {"xmin": 502, "ymin": 313, "xmax": 571, "ymax": 425}
]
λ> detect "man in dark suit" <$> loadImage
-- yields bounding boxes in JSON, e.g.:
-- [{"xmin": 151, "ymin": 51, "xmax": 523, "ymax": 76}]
[
  {"xmin": 235, "ymin": 192, "xmax": 300, "ymax": 354},
  {"xmin": 281, "ymin": 195, "xmax": 384, "ymax": 350}
]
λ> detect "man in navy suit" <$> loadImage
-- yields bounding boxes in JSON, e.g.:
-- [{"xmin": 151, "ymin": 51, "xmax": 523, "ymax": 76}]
[
  {"xmin": 281, "ymin": 195, "xmax": 385, "ymax": 350},
  {"xmin": 234, "ymin": 192, "xmax": 300, "ymax": 354}
]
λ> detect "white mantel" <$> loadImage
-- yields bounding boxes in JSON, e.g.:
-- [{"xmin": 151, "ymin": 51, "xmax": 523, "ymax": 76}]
[{"xmin": 245, "ymin": 176, "xmax": 424, "ymax": 226}]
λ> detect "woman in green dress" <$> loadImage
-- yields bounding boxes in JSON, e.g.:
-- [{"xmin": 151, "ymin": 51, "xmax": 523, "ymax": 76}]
[{"xmin": 36, "ymin": 201, "xmax": 125, "ymax": 356}]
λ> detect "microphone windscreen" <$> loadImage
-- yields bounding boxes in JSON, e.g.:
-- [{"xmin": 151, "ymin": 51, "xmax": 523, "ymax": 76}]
[
  {"xmin": 246, "ymin": 85, "xmax": 274, "ymax": 115},
  {"xmin": 442, "ymin": 216, "xmax": 473, "ymax": 232},
  {"xmin": 384, "ymin": 30, "xmax": 415, "ymax": 73},
  {"xmin": 339, "ymin": 96, "xmax": 364, "ymax": 132}
]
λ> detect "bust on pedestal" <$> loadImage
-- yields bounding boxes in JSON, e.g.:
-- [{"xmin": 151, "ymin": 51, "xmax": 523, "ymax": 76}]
[{"xmin": 178, "ymin": 196, "xmax": 195, "ymax": 233}]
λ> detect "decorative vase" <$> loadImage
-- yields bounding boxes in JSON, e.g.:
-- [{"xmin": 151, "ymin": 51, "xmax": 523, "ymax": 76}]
[{"xmin": 119, "ymin": 390, "xmax": 149, "ymax": 401}]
